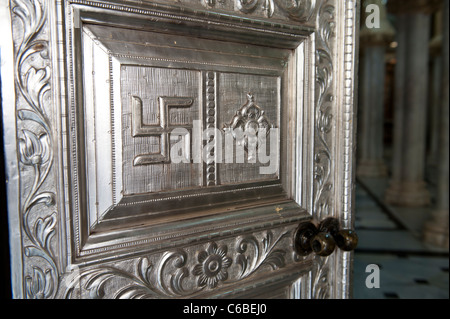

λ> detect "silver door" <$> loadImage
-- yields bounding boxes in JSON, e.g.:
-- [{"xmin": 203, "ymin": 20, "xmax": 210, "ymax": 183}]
[{"xmin": 1, "ymin": 0, "xmax": 360, "ymax": 299}]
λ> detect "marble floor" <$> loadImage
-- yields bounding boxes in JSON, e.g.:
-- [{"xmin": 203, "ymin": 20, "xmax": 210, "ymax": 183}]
[{"xmin": 352, "ymin": 178, "xmax": 449, "ymax": 299}]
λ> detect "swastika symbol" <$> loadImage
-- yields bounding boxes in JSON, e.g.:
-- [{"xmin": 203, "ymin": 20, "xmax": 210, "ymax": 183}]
[{"xmin": 131, "ymin": 96, "xmax": 193, "ymax": 165}]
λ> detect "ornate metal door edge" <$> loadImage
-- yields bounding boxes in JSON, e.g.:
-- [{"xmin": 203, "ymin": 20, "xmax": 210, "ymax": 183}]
[
  {"xmin": 1, "ymin": 0, "xmax": 22, "ymax": 299},
  {"xmin": 1, "ymin": 0, "xmax": 58, "ymax": 299},
  {"xmin": 310, "ymin": 0, "xmax": 360, "ymax": 299}
]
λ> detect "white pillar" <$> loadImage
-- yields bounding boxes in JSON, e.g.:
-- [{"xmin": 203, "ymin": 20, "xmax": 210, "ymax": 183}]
[
  {"xmin": 385, "ymin": 0, "xmax": 440, "ymax": 207},
  {"xmin": 357, "ymin": 0, "xmax": 395, "ymax": 177},
  {"xmin": 423, "ymin": 0, "xmax": 449, "ymax": 249}
]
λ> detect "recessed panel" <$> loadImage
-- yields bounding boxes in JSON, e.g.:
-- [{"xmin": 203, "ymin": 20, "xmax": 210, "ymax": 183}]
[
  {"xmin": 218, "ymin": 72, "xmax": 280, "ymax": 184},
  {"xmin": 121, "ymin": 66, "xmax": 203, "ymax": 194},
  {"xmin": 80, "ymin": 23, "xmax": 294, "ymax": 229}
]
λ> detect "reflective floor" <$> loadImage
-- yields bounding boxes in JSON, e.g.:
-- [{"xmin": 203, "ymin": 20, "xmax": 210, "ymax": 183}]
[{"xmin": 353, "ymin": 178, "xmax": 449, "ymax": 299}]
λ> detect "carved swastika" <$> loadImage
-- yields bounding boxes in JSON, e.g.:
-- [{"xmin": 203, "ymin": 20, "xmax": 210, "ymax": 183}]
[{"xmin": 131, "ymin": 96, "xmax": 194, "ymax": 165}]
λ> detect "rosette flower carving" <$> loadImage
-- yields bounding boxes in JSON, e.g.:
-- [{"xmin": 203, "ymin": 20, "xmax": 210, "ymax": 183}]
[{"xmin": 193, "ymin": 243, "xmax": 232, "ymax": 288}]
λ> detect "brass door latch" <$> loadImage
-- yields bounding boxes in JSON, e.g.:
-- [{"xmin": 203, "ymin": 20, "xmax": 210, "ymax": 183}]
[{"xmin": 294, "ymin": 218, "xmax": 358, "ymax": 257}]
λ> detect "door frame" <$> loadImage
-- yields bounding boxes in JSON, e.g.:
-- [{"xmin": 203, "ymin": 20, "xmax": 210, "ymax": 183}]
[{"xmin": 1, "ymin": 0, "xmax": 360, "ymax": 299}]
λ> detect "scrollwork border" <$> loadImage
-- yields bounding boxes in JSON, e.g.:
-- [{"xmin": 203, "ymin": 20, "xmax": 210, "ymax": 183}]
[
  {"xmin": 309, "ymin": 0, "xmax": 359, "ymax": 299},
  {"xmin": 58, "ymin": 228, "xmax": 301, "ymax": 299},
  {"xmin": 8, "ymin": 0, "xmax": 60, "ymax": 299}
]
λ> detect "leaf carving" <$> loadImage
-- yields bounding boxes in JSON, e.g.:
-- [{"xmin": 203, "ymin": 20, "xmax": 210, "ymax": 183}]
[
  {"xmin": 236, "ymin": 0, "xmax": 260, "ymax": 13},
  {"xmin": 12, "ymin": 0, "xmax": 58, "ymax": 299},
  {"xmin": 263, "ymin": 0, "xmax": 275, "ymax": 17},
  {"xmin": 25, "ymin": 266, "xmax": 54, "ymax": 299},
  {"xmin": 12, "ymin": 0, "xmax": 46, "ymax": 47},
  {"xmin": 309, "ymin": 0, "xmax": 337, "ymax": 299},
  {"xmin": 34, "ymin": 213, "xmax": 56, "ymax": 254},
  {"xmin": 264, "ymin": 249, "xmax": 286, "ymax": 270},
  {"xmin": 273, "ymin": 0, "xmax": 317, "ymax": 21},
  {"xmin": 24, "ymin": 66, "xmax": 51, "ymax": 112},
  {"xmin": 65, "ymin": 251, "xmax": 193, "ymax": 299},
  {"xmin": 235, "ymin": 231, "xmax": 290, "ymax": 279},
  {"xmin": 313, "ymin": 2, "xmax": 335, "ymax": 221},
  {"xmin": 312, "ymin": 257, "xmax": 331, "ymax": 299},
  {"xmin": 137, "ymin": 257, "xmax": 153, "ymax": 285},
  {"xmin": 235, "ymin": 0, "xmax": 317, "ymax": 21},
  {"xmin": 62, "ymin": 229, "xmax": 291, "ymax": 299}
]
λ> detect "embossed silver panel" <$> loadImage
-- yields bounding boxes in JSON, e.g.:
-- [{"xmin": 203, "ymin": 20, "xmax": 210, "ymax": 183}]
[
  {"xmin": 1, "ymin": 0, "xmax": 360, "ymax": 299},
  {"xmin": 79, "ymin": 21, "xmax": 292, "ymax": 235}
]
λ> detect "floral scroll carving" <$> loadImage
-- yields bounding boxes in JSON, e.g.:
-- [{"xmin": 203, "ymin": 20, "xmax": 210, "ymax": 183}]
[
  {"xmin": 311, "ymin": 256, "xmax": 331, "ymax": 299},
  {"xmin": 235, "ymin": 231, "xmax": 290, "ymax": 279},
  {"xmin": 11, "ymin": 0, "xmax": 59, "ymax": 299},
  {"xmin": 61, "ymin": 230, "xmax": 292, "ymax": 299},
  {"xmin": 203, "ymin": 0, "xmax": 317, "ymax": 21},
  {"xmin": 273, "ymin": 0, "xmax": 318, "ymax": 21},
  {"xmin": 238, "ymin": 0, "xmax": 317, "ymax": 20},
  {"xmin": 310, "ymin": 0, "xmax": 338, "ymax": 300},
  {"xmin": 314, "ymin": 1, "xmax": 335, "ymax": 222}
]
